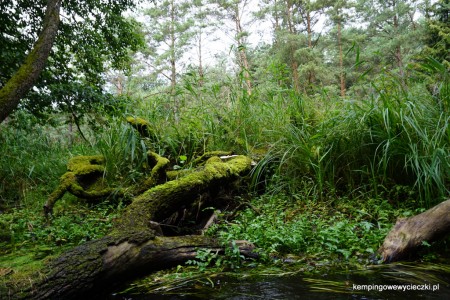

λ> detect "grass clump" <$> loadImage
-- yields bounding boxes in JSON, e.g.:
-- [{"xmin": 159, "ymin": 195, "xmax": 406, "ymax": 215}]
[{"xmin": 254, "ymin": 79, "xmax": 449, "ymax": 207}]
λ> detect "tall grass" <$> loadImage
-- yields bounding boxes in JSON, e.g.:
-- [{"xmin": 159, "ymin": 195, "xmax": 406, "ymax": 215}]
[
  {"xmin": 1, "ymin": 59, "xmax": 446, "ymax": 211},
  {"xmin": 124, "ymin": 62, "xmax": 448, "ymax": 207},
  {"xmin": 90, "ymin": 118, "xmax": 149, "ymax": 186},
  {"xmin": 255, "ymin": 66, "xmax": 449, "ymax": 207},
  {"xmin": 0, "ymin": 113, "xmax": 71, "ymax": 209}
]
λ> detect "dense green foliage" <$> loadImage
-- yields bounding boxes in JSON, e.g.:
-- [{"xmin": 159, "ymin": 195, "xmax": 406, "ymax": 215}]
[
  {"xmin": 0, "ymin": 0, "xmax": 143, "ymax": 119},
  {"xmin": 211, "ymin": 195, "xmax": 413, "ymax": 261},
  {"xmin": 0, "ymin": 0, "xmax": 449, "ymax": 293}
]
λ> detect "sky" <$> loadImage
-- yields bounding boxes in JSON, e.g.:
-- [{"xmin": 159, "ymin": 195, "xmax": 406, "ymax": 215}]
[{"xmin": 130, "ymin": 0, "xmax": 273, "ymax": 71}]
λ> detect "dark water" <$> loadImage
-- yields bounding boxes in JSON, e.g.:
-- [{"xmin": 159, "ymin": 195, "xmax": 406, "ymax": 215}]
[{"xmin": 110, "ymin": 263, "xmax": 450, "ymax": 300}]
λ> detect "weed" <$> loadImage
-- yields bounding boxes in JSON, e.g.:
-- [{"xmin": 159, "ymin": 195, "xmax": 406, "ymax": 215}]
[{"xmin": 208, "ymin": 193, "xmax": 406, "ymax": 263}]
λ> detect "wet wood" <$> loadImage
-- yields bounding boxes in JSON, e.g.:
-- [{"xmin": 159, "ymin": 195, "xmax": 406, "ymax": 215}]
[
  {"xmin": 379, "ymin": 199, "xmax": 450, "ymax": 262},
  {"xmin": 14, "ymin": 233, "xmax": 255, "ymax": 299}
]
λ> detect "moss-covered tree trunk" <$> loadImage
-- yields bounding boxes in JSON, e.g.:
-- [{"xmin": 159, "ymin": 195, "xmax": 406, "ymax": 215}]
[
  {"xmin": 6, "ymin": 153, "xmax": 254, "ymax": 299},
  {"xmin": 0, "ymin": 0, "xmax": 61, "ymax": 123},
  {"xmin": 13, "ymin": 234, "xmax": 255, "ymax": 299},
  {"xmin": 379, "ymin": 199, "xmax": 450, "ymax": 263},
  {"xmin": 114, "ymin": 155, "xmax": 252, "ymax": 233}
]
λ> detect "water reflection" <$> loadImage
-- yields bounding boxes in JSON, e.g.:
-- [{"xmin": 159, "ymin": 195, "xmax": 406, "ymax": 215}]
[{"xmin": 111, "ymin": 263, "xmax": 450, "ymax": 300}]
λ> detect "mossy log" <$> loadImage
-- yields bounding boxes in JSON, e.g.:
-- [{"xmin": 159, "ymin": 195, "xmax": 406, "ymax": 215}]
[
  {"xmin": 16, "ymin": 153, "xmax": 254, "ymax": 298},
  {"xmin": 113, "ymin": 155, "xmax": 252, "ymax": 233},
  {"xmin": 379, "ymin": 199, "xmax": 450, "ymax": 263},
  {"xmin": 43, "ymin": 155, "xmax": 122, "ymax": 215},
  {"xmin": 44, "ymin": 151, "xmax": 171, "ymax": 215},
  {"xmin": 126, "ymin": 116, "xmax": 155, "ymax": 140},
  {"xmin": 128, "ymin": 151, "xmax": 170, "ymax": 195},
  {"xmin": 11, "ymin": 233, "xmax": 256, "ymax": 299}
]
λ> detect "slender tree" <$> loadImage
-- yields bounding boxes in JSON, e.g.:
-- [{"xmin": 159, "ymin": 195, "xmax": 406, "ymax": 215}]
[
  {"xmin": 210, "ymin": 0, "xmax": 253, "ymax": 94},
  {"xmin": 191, "ymin": 0, "xmax": 218, "ymax": 87},
  {"xmin": 326, "ymin": 0, "xmax": 355, "ymax": 97},
  {"xmin": 0, "ymin": 0, "xmax": 142, "ymax": 123},
  {"xmin": 143, "ymin": 0, "xmax": 195, "ymax": 120}
]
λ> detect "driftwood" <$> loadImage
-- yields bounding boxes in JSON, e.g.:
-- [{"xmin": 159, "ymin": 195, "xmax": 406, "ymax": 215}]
[
  {"xmin": 8, "ymin": 233, "xmax": 256, "ymax": 299},
  {"xmin": 379, "ymin": 199, "xmax": 450, "ymax": 263}
]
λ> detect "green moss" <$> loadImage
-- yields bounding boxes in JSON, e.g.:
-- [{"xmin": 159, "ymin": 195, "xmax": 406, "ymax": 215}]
[
  {"xmin": 205, "ymin": 156, "xmax": 222, "ymax": 164},
  {"xmin": 67, "ymin": 155, "xmax": 105, "ymax": 174},
  {"xmin": 0, "ymin": 0, "xmax": 59, "ymax": 122},
  {"xmin": 165, "ymin": 169, "xmax": 195, "ymax": 180},
  {"xmin": 192, "ymin": 151, "xmax": 233, "ymax": 166},
  {"xmin": 45, "ymin": 155, "xmax": 122, "ymax": 213},
  {"xmin": 113, "ymin": 155, "xmax": 252, "ymax": 232},
  {"xmin": 126, "ymin": 116, "xmax": 155, "ymax": 139},
  {"xmin": 128, "ymin": 151, "xmax": 170, "ymax": 196}
]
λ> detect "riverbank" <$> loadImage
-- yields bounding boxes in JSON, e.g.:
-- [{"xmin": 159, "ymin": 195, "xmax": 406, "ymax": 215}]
[{"xmin": 2, "ymin": 189, "xmax": 446, "ymax": 298}]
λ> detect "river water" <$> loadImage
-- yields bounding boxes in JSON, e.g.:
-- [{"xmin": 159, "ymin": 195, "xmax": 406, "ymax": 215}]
[{"xmin": 111, "ymin": 262, "xmax": 450, "ymax": 299}]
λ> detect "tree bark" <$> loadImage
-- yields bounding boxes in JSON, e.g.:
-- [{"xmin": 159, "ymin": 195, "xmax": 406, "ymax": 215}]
[
  {"xmin": 0, "ymin": 0, "xmax": 61, "ymax": 123},
  {"xmin": 338, "ymin": 21, "xmax": 346, "ymax": 97},
  {"xmin": 8, "ymin": 153, "xmax": 254, "ymax": 299},
  {"xmin": 234, "ymin": 4, "xmax": 252, "ymax": 95},
  {"xmin": 9, "ymin": 233, "xmax": 256, "ymax": 299},
  {"xmin": 379, "ymin": 199, "xmax": 450, "ymax": 263},
  {"xmin": 113, "ymin": 155, "xmax": 252, "ymax": 233}
]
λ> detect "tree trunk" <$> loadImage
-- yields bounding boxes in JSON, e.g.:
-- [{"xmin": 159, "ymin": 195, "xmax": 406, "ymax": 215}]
[
  {"xmin": 307, "ymin": 11, "xmax": 312, "ymax": 49},
  {"xmin": 0, "ymin": 0, "xmax": 61, "ymax": 123},
  {"xmin": 9, "ymin": 153, "xmax": 255, "ymax": 299},
  {"xmin": 198, "ymin": 30, "xmax": 204, "ymax": 87},
  {"xmin": 379, "ymin": 199, "xmax": 450, "ymax": 263},
  {"xmin": 16, "ymin": 115, "xmax": 254, "ymax": 299},
  {"xmin": 234, "ymin": 5, "xmax": 252, "ymax": 95},
  {"xmin": 285, "ymin": 2, "xmax": 299, "ymax": 93},
  {"xmin": 10, "ymin": 234, "xmax": 256, "ymax": 299},
  {"xmin": 114, "ymin": 155, "xmax": 252, "ymax": 233},
  {"xmin": 292, "ymin": 60, "xmax": 300, "ymax": 93},
  {"xmin": 338, "ymin": 21, "xmax": 346, "ymax": 97},
  {"xmin": 393, "ymin": 12, "xmax": 405, "ymax": 79}
]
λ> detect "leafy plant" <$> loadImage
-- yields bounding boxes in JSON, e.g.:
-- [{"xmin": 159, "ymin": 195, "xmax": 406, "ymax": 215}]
[
  {"xmin": 186, "ymin": 241, "xmax": 244, "ymax": 272},
  {"xmin": 209, "ymin": 193, "xmax": 403, "ymax": 263}
]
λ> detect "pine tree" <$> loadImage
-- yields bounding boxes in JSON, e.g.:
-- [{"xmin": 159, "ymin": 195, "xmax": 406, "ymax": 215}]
[
  {"xmin": 422, "ymin": 0, "xmax": 450, "ymax": 67},
  {"xmin": 143, "ymin": 0, "xmax": 195, "ymax": 120},
  {"xmin": 210, "ymin": 0, "xmax": 253, "ymax": 94},
  {"xmin": 356, "ymin": 0, "xmax": 423, "ymax": 80}
]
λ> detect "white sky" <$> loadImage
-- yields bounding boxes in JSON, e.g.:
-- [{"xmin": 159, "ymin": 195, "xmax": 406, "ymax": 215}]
[{"xmin": 129, "ymin": 0, "xmax": 274, "ymax": 72}]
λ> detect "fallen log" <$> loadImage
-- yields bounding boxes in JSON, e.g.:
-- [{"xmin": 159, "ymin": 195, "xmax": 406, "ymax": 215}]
[
  {"xmin": 9, "ymin": 232, "xmax": 256, "ymax": 299},
  {"xmin": 113, "ymin": 155, "xmax": 252, "ymax": 233},
  {"xmin": 43, "ymin": 151, "xmax": 170, "ymax": 216},
  {"xmin": 6, "ymin": 153, "xmax": 254, "ymax": 299},
  {"xmin": 379, "ymin": 199, "xmax": 450, "ymax": 263},
  {"xmin": 43, "ymin": 155, "xmax": 121, "ymax": 216},
  {"xmin": 21, "ymin": 116, "xmax": 255, "ymax": 298}
]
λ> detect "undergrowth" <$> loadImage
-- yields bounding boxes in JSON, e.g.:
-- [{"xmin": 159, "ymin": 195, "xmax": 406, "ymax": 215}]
[{"xmin": 207, "ymin": 193, "xmax": 424, "ymax": 265}]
